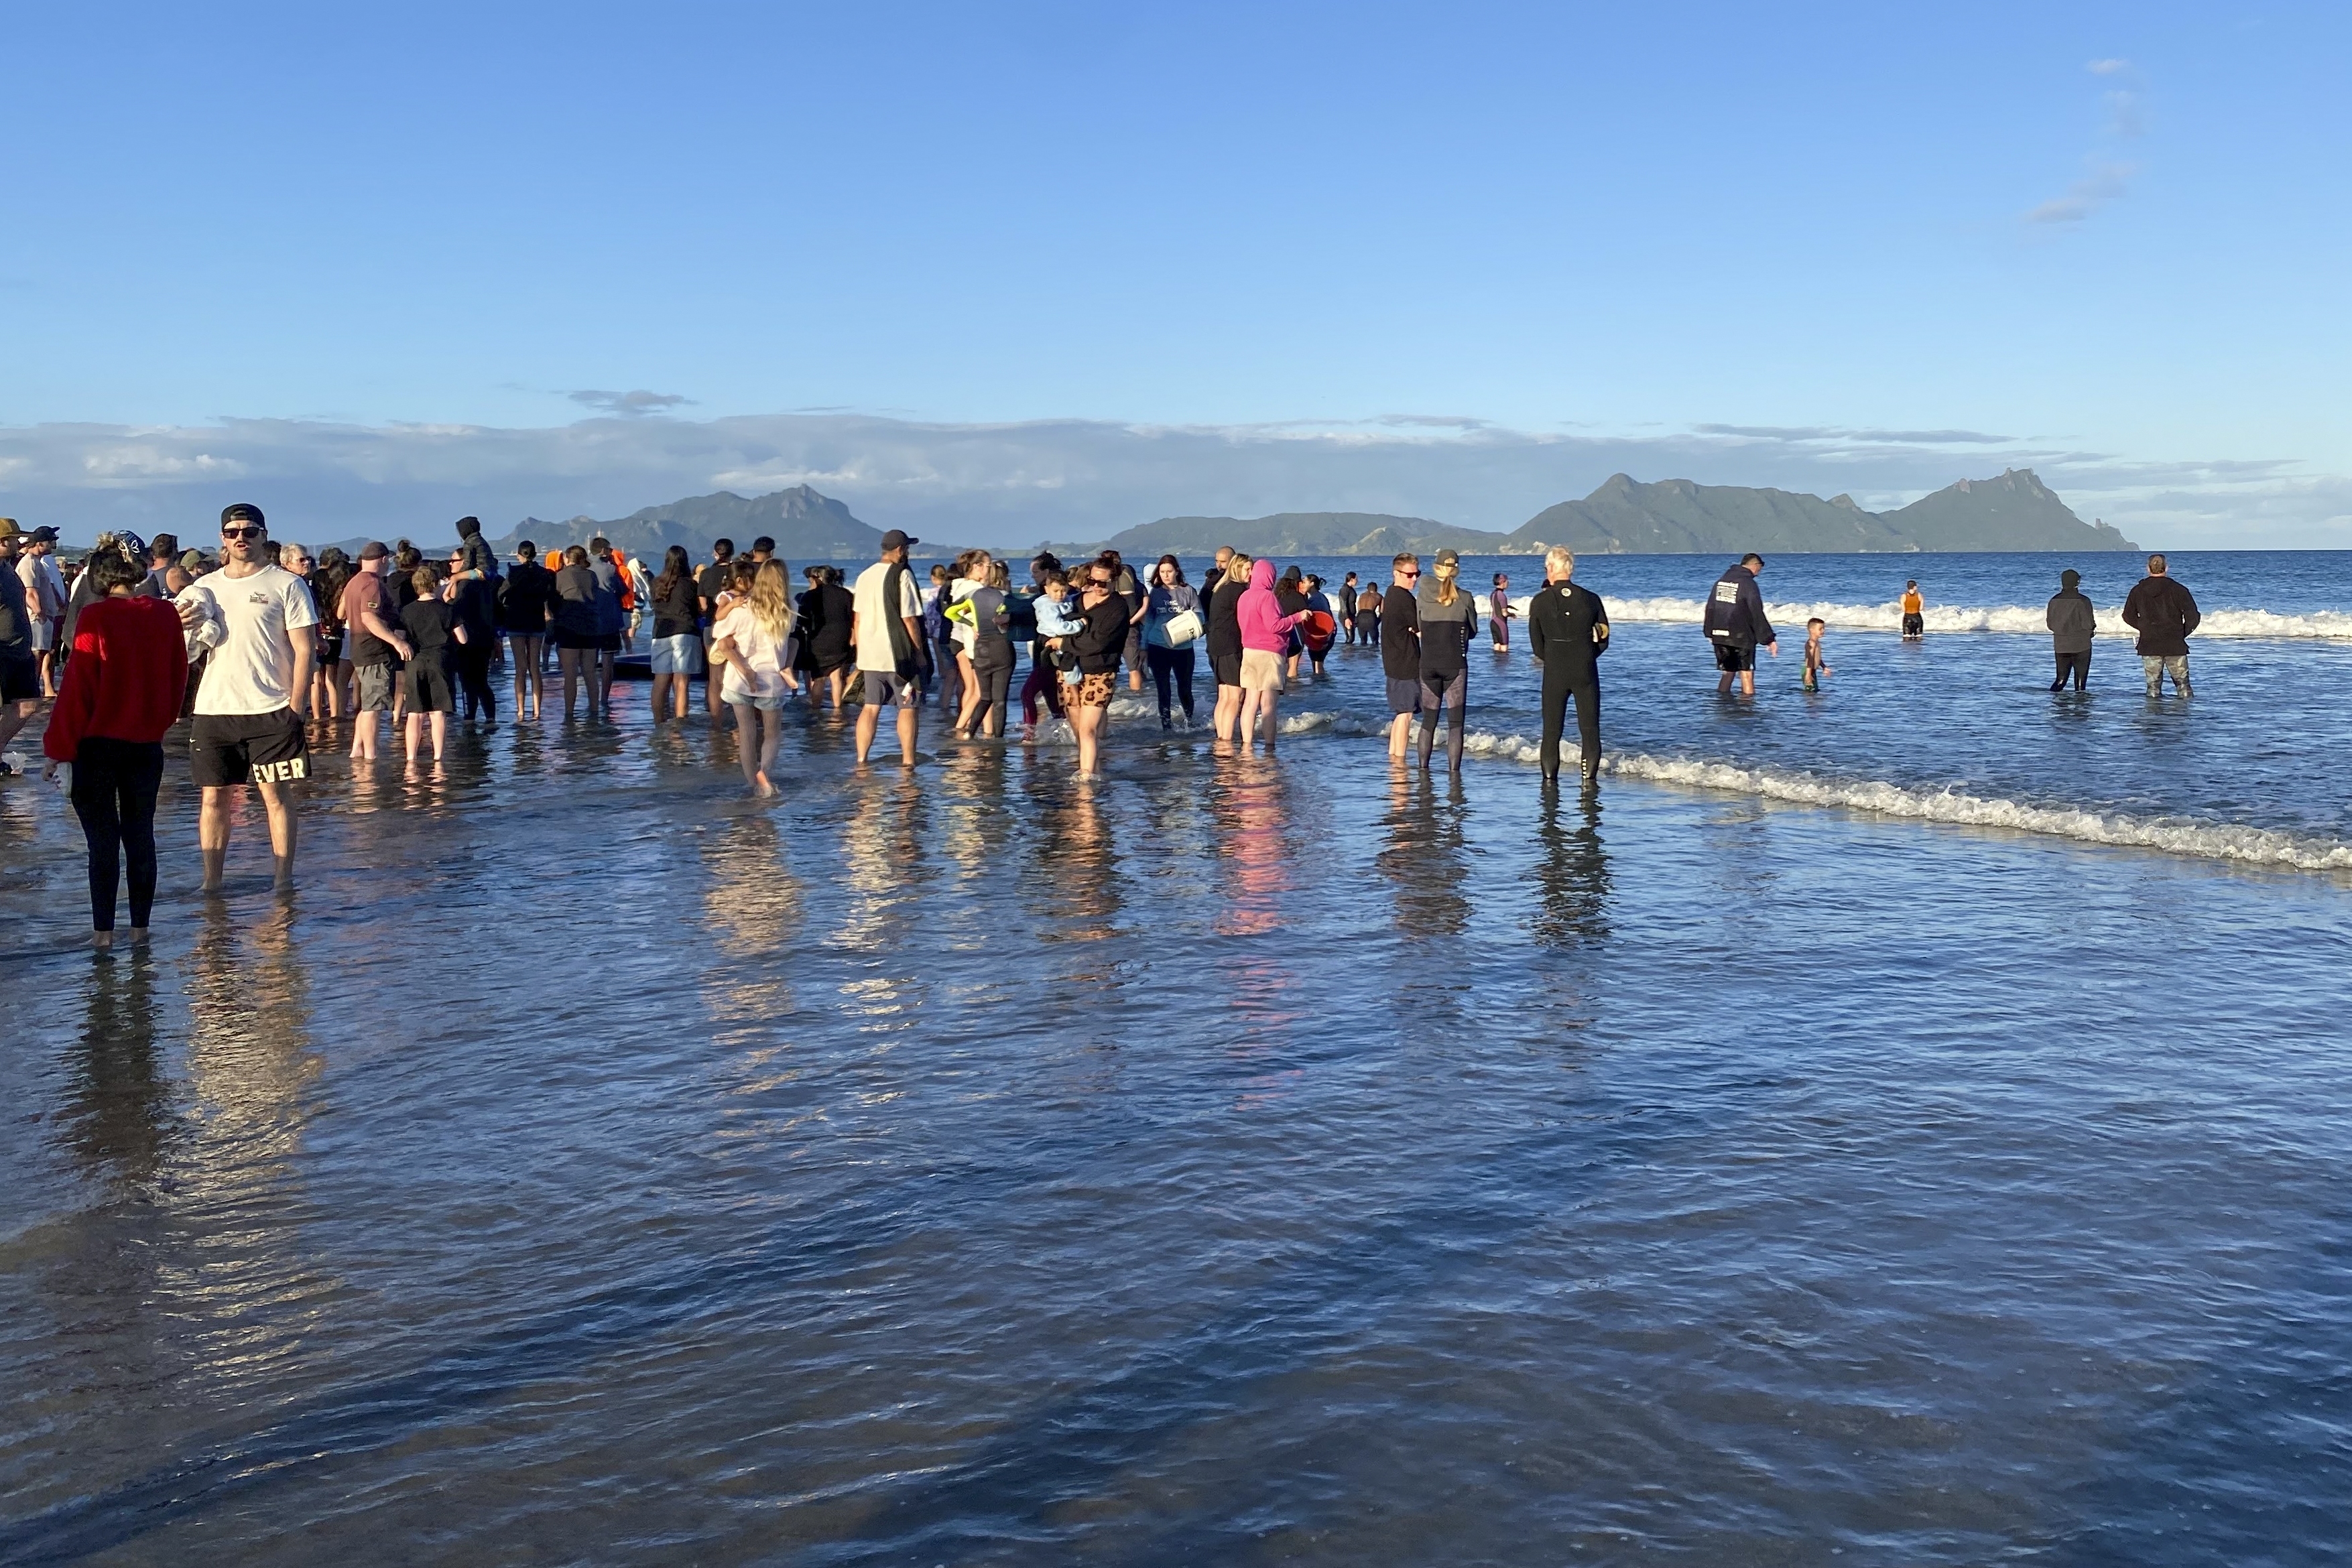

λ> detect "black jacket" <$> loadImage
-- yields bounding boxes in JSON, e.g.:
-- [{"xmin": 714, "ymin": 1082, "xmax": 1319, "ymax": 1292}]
[
  {"xmin": 1075, "ymin": 592, "xmax": 1129, "ymax": 674},
  {"xmin": 1704, "ymin": 564, "xmax": 1772, "ymax": 648},
  {"xmin": 1527, "ymin": 581, "xmax": 1610, "ymax": 680},
  {"xmin": 1380, "ymin": 584, "xmax": 1419, "ymax": 679},
  {"xmin": 1206, "ymin": 579, "xmax": 1245, "ymax": 662},
  {"xmin": 2121, "ymin": 575, "xmax": 2200, "ymax": 657}
]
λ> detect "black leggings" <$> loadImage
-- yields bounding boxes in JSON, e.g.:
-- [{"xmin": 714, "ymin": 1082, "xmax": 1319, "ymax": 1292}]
[
  {"xmin": 1146, "ymin": 644, "xmax": 1196, "ymax": 725},
  {"xmin": 967, "ymin": 655, "xmax": 1013, "ymax": 736},
  {"xmin": 1540, "ymin": 673, "xmax": 1601, "ymax": 778},
  {"xmin": 70, "ymin": 738, "xmax": 164, "ymax": 932},
  {"xmin": 1417, "ymin": 669, "xmax": 1467, "ymax": 771},
  {"xmin": 454, "ymin": 639, "xmax": 497, "ymax": 720}
]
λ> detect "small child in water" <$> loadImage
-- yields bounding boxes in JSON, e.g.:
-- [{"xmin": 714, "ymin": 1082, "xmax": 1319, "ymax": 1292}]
[{"xmin": 1802, "ymin": 616, "xmax": 1831, "ymax": 691}]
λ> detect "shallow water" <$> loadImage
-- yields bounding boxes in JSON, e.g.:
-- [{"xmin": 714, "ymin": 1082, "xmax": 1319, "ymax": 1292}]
[{"xmin": 5, "ymin": 558, "xmax": 2351, "ymax": 1564}]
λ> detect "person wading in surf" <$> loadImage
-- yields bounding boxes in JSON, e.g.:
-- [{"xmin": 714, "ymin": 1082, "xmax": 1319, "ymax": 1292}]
[{"xmin": 1704, "ymin": 553, "xmax": 1776, "ymax": 697}]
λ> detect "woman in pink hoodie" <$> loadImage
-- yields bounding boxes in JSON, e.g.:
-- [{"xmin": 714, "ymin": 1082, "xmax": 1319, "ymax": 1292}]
[{"xmin": 1235, "ymin": 558, "xmax": 1308, "ymax": 749}]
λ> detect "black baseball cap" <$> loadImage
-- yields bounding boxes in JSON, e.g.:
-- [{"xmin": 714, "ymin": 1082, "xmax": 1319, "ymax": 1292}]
[
  {"xmin": 27, "ymin": 525, "xmax": 58, "ymax": 543},
  {"xmin": 880, "ymin": 529, "xmax": 918, "ymax": 551},
  {"xmin": 221, "ymin": 502, "xmax": 266, "ymax": 529},
  {"xmin": 359, "ymin": 541, "xmax": 389, "ymax": 562}
]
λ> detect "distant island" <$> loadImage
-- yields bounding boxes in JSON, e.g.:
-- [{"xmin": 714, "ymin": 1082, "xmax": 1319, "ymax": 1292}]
[
  {"xmin": 1054, "ymin": 469, "xmax": 2136, "ymax": 558},
  {"xmin": 354, "ymin": 466, "xmax": 2132, "ymax": 564}
]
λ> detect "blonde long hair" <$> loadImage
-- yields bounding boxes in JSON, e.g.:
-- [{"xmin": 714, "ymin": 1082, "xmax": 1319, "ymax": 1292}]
[
  {"xmin": 748, "ymin": 558, "xmax": 794, "ymax": 640},
  {"xmin": 1432, "ymin": 558, "xmax": 1461, "ymax": 607}
]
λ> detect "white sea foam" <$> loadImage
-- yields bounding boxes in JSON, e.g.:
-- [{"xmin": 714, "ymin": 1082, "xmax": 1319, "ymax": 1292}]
[
  {"xmin": 1432, "ymin": 730, "xmax": 2352, "ymax": 870},
  {"xmin": 1604, "ymin": 598, "xmax": 2352, "ymax": 642}
]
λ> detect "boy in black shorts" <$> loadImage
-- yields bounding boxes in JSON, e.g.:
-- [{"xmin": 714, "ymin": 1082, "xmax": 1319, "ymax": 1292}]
[{"xmin": 399, "ymin": 564, "xmax": 467, "ymax": 763}]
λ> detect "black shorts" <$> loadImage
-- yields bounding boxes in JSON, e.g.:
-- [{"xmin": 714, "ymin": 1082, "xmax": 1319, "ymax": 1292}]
[
  {"xmin": 1713, "ymin": 641, "xmax": 1755, "ymax": 673},
  {"xmin": 1213, "ymin": 653, "xmax": 1242, "ymax": 688},
  {"xmin": 1, "ymin": 652, "xmax": 36, "ymax": 704},
  {"xmin": 1902, "ymin": 612, "xmax": 1924, "ymax": 637},
  {"xmin": 190, "ymin": 708, "xmax": 310, "ymax": 788},
  {"xmin": 403, "ymin": 659, "xmax": 455, "ymax": 713},
  {"xmin": 595, "ymin": 633, "xmax": 623, "ymax": 653},
  {"xmin": 551, "ymin": 627, "xmax": 594, "ymax": 650}
]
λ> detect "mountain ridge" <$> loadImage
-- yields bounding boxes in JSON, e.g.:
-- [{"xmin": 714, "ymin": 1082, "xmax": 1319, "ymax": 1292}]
[{"xmin": 1061, "ymin": 468, "xmax": 2132, "ymax": 559}]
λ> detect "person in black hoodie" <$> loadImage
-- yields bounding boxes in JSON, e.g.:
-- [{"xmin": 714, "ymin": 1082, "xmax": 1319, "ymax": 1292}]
[
  {"xmin": 2121, "ymin": 553, "xmax": 2199, "ymax": 698},
  {"xmin": 1704, "ymin": 552, "xmax": 1776, "ymax": 696},
  {"xmin": 1206, "ymin": 551, "xmax": 1249, "ymax": 741},
  {"xmin": 1526, "ymin": 546, "xmax": 1611, "ymax": 785}
]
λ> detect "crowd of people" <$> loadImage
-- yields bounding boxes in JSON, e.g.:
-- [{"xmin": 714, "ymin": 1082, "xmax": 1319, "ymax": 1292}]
[{"xmin": 1, "ymin": 506, "xmax": 2207, "ymax": 952}]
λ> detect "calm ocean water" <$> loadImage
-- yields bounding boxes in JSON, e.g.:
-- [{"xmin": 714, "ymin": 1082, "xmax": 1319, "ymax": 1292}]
[{"xmin": 3, "ymin": 548, "xmax": 2349, "ymax": 1564}]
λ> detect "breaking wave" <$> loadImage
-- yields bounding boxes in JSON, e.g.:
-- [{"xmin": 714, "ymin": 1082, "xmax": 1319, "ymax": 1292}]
[
  {"xmin": 1603, "ymin": 598, "xmax": 2352, "ymax": 642},
  {"xmin": 1273, "ymin": 709, "xmax": 2352, "ymax": 870}
]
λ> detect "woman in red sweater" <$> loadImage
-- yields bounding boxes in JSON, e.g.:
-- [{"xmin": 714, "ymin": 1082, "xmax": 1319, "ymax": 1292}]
[{"xmin": 43, "ymin": 543, "xmax": 188, "ymax": 950}]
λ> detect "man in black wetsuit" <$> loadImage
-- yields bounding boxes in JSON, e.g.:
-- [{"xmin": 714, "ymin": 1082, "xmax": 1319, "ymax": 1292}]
[{"xmin": 1526, "ymin": 545, "xmax": 1611, "ymax": 786}]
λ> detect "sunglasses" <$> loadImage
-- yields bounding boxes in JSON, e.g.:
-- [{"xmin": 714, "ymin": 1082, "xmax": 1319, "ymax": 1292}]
[
  {"xmin": 1400, "ymin": 569, "xmax": 1421, "ymax": 579},
  {"xmin": 222, "ymin": 527, "xmax": 263, "ymax": 541}
]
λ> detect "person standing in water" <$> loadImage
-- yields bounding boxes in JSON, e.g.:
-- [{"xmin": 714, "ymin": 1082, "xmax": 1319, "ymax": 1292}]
[
  {"xmin": 1206, "ymin": 551, "xmax": 1250, "ymax": 742},
  {"xmin": 1899, "ymin": 580, "xmax": 1924, "ymax": 641},
  {"xmin": 696, "ymin": 538, "xmax": 737, "ymax": 719},
  {"xmin": 1525, "ymin": 546, "xmax": 1609, "ymax": 786},
  {"xmin": 1489, "ymin": 572, "xmax": 1518, "ymax": 653},
  {"xmin": 1381, "ymin": 552, "xmax": 1420, "ymax": 763},
  {"xmin": 1801, "ymin": 618, "xmax": 1831, "ymax": 691},
  {"xmin": 343, "ymin": 542, "xmax": 412, "ymax": 760},
  {"xmin": 0, "ymin": 523, "xmax": 44, "ymax": 771},
  {"xmin": 1235, "ymin": 557, "xmax": 1308, "ymax": 751},
  {"xmin": 1070, "ymin": 559, "xmax": 1130, "ymax": 776},
  {"xmin": 397, "ymin": 564, "xmax": 465, "ymax": 765},
  {"xmin": 499, "ymin": 542, "xmax": 556, "ymax": 720},
  {"xmin": 180, "ymin": 503, "xmax": 317, "ymax": 893},
  {"xmin": 850, "ymin": 529, "xmax": 928, "ymax": 768},
  {"xmin": 1415, "ymin": 549, "xmax": 1476, "ymax": 773},
  {"xmin": 2045, "ymin": 569, "xmax": 2097, "ymax": 692},
  {"xmin": 712, "ymin": 559, "xmax": 796, "ymax": 795},
  {"xmin": 41, "ymin": 539, "xmax": 188, "ymax": 950},
  {"xmin": 1141, "ymin": 553, "xmax": 1202, "ymax": 730},
  {"xmin": 646, "ymin": 545, "xmax": 704, "ymax": 722},
  {"xmin": 1704, "ymin": 552, "xmax": 1776, "ymax": 696},
  {"xmin": 2123, "ymin": 553, "xmax": 2199, "ymax": 698}
]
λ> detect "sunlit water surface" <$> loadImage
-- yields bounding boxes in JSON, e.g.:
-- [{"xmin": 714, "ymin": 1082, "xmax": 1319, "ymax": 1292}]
[{"xmin": 3, "ymin": 547, "xmax": 2350, "ymax": 1564}]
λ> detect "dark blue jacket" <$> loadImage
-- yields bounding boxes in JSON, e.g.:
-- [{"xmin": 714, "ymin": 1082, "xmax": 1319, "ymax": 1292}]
[{"xmin": 1704, "ymin": 564, "xmax": 1772, "ymax": 649}]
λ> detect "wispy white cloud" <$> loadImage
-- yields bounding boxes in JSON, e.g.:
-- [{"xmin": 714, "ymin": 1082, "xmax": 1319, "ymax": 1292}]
[
  {"xmin": 2027, "ymin": 160, "xmax": 2141, "ymax": 224},
  {"xmin": 1695, "ymin": 424, "xmax": 2018, "ymax": 446},
  {"xmin": 567, "ymin": 389, "xmax": 695, "ymax": 416},
  {"xmin": 0, "ymin": 411, "xmax": 2340, "ymax": 549},
  {"xmin": 2027, "ymin": 58, "xmax": 2148, "ymax": 226}
]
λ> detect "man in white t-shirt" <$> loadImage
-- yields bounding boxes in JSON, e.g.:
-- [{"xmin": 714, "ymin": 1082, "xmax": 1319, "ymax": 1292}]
[
  {"xmin": 178, "ymin": 503, "xmax": 318, "ymax": 892},
  {"xmin": 849, "ymin": 529, "xmax": 928, "ymax": 767},
  {"xmin": 17, "ymin": 527, "xmax": 67, "ymax": 697}
]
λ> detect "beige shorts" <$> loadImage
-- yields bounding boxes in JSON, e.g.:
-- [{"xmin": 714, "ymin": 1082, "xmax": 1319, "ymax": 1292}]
[{"xmin": 1239, "ymin": 649, "xmax": 1286, "ymax": 693}]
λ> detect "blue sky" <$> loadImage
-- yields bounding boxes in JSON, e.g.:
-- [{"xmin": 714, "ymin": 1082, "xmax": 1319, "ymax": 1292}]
[{"xmin": 2, "ymin": 2, "xmax": 2346, "ymax": 545}]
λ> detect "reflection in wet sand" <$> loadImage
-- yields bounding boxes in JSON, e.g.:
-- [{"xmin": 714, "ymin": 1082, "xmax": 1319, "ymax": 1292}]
[
  {"xmin": 1379, "ymin": 770, "xmax": 1471, "ymax": 937},
  {"xmin": 168, "ymin": 901, "xmax": 326, "ymax": 1395},
  {"xmin": 1532, "ymin": 788, "xmax": 1612, "ymax": 950}
]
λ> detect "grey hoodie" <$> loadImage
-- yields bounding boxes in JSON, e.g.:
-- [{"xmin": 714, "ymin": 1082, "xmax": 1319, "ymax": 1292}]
[{"xmin": 2046, "ymin": 588, "xmax": 2097, "ymax": 655}]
